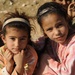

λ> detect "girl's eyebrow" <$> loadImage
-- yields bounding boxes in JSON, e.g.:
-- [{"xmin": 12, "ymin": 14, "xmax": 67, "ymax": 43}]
[
  {"xmin": 57, "ymin": 18, "xmax": 62, "ymax": 22},
  {"xmin": 55, "ymin": 20, "xmax": 62, "ymax": 24},
  {"xmin": 55, "ymin": 21, "xmax": 62, "ymax": 26}
]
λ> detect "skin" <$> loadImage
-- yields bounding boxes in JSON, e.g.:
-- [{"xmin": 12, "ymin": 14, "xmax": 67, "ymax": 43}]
[
  {"xmin": 1, "ymin": 27, "xmax": 29, "ymax": 74},
  {"xmin": 68, "ymin": 2, "xmax": 75, "ymax": 17},
  {"xmin": 41, "ymin": 13, "xmax": 69, "ymax": 44}
]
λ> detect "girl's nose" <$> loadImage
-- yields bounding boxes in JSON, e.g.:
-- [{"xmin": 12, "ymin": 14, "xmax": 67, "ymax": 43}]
[
  {"xmin": 15, "ymin": 39, "xmax": 20, "ymax": 47},
  {"xmin": 54, "ymin": 28, "xmax": 60, "ymax": 35}
]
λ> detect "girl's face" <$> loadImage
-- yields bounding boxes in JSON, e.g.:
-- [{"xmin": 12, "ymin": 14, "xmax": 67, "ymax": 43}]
[
  {"xmin": 41, "ymin": 13, "xmax": 69, "ymax": 44},
  {"xmin": 2, "ymin": 27, "xmax": 29, "ymax": 54}
]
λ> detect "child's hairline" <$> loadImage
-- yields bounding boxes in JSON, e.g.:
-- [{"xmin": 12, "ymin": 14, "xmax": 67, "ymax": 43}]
[
  {"xmin": 2, "ymin": 22, "xmax": 31, "ymax": 38},
  {"xmin": 37, "ymin": 10, "xmax": 67, "ymax": 27},
  {"xmin": 2, "ymin": 17, "xmax": 30, "ymax": 30}
]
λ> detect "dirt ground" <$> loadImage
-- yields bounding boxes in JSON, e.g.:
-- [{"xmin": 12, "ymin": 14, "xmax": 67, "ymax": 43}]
[{"xmin": 0, "ymin": 0, "xmax": 52, "ymax": 17}]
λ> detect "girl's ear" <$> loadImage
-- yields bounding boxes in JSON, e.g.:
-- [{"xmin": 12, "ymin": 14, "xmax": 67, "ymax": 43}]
[{"xmin": 1, "ymin": 34, "xmax": 6, "ymax": 44}]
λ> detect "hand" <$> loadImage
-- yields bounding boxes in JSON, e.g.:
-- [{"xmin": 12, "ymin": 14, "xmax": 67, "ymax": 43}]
[
  {"xmin": 68, "ymin": 2, "xmax": 75, "ymax": 18},
  {"xmin": 14, "ymin": 50, "xmax": 25, "ymax": 66},
  {"xmin": 4, "ymin": 49, "xmax": 14, "ymax": 74},
  {"xmin": 13, "ymin": 50, "xmax": 26, "ymax": 74}
]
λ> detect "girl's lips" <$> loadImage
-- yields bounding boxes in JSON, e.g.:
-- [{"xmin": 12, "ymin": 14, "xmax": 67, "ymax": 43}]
[
  {"xmin": 13, "ymin": 49, "xmax": 20, "ymax": 54},
  {"xmin": 57, "ymin": 36, "xmax": 63, "ymax": 39},
  {"xmin": 12, "ymin": 48, "xmax": 19, "ymax": 52},
  {"xmin": 55, "ymin": 35, "xmax": 64, "ymax": 40}
]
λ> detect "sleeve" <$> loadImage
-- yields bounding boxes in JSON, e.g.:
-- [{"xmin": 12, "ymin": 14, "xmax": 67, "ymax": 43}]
[
  {"xmin": 26, "ymin": 46, "xmax": 38, "ymax": 75},
  {"xmin": 0, "ymin": 49, "xmax": 10, "ymax": 75},
  {"xmin": 46, "ymin": 43, "xmax": 75, "ymax": 75},
  {"xmin": 11, "ymin": 69, "xmax": 27, "ymax": 75},
  {"xmin": 0, "ymin": 67, "xmax": 10, "ymax": 75}
]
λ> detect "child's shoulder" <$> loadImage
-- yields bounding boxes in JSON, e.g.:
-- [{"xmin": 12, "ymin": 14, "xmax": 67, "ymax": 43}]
[
  {"xmin": 27, "ymin": 45, "xmax": 36, "ymax": 52},
  {"xmin": 27, "ymin": 45, "xmax": 38, "ymax": 58}
]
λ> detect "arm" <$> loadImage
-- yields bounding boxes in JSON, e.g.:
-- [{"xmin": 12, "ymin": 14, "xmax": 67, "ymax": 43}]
[
  {"xmin": 13, "ymin": 45, "xmax": 38, "ymax": 75},
  {"xmin": 13, "ymin": 50, "xmax": 25, "ymax": 75},
  {"xmin": 0, "ymin": 52, "xmax": 10, "ymax": 75},
  {"xmin": 0, "ymin": 46, "xmax": 14, "ymax": 75},
  {"xmin": 26, "ymin": 45, "xmax": 38, "ymax": 75}
]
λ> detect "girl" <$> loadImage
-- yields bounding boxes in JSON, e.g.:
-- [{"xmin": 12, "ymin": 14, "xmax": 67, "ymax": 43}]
[
  {"xmin": 0, "ymin": 11, "xmax": 38, "ymax": 75},
  {"xmin": 35, "ymin": 2, "xmax": 75, "ymax": 75}
]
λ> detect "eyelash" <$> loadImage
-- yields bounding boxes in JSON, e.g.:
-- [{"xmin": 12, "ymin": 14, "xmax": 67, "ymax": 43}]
[
  {"xmin": 10, "ymin": 38, "xmax": 26, "ymax": 41},
  {"xmin": 10, "ymin": 38, "xmax": 15, "ymax": 40},
  {"xmin": 57, "ymin": 24, "xmax": 63, "ymax": 28},
  {"xmin": 47, "ymin": 28, "xmax": 53, "ymax": 32},
  {"xmin": 20, "ymin": 38, "xmax": 26, "ymax": 40},
  {"xmin": 46, "ymin": 24, "xmax": 63, "ymax": 31}
]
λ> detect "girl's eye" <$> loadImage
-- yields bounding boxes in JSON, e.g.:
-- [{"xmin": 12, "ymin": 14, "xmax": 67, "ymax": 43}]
[
  {"xmin": 57, "ymin": 23, "xmax": 63, "ymax": 28},
  {"xmin": 10, "ymin": 38, "xmax": 15, "ymax": 40},
  {"xmin": 59, "ymin": 0, "xmax": 63, "ymax": 1},
  {"xmin": 20, "ymin": 38, "xmax": 26, "ymax": 40},
  {"xmin": 46, "ymin": 28, "xmax": 53, "ymax": 32}
]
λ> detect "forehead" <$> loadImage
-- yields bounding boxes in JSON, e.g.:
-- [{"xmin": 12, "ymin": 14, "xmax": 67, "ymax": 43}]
[
  {"xmin": 6, "ymin": 27, "xmax": 28, "ymax": 36},
  {"xmin": 42, "ymin": 13, "xmax": 64, "ymax": 23},
  {"xmin": 41, "ymin": 13, "xmax": 66, "ymax": 27}
]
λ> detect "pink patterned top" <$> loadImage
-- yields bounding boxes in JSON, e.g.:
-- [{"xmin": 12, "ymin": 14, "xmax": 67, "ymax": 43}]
[
  {"xmin": 0, "ymin": 45, "xmax": 38, "ymax": 75},
  {"xmin": 36, "ymin": 34, "xmax": 75, "ymax": 75}
]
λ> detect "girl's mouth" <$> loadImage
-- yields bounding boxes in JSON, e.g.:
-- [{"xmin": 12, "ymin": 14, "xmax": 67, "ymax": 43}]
[{"xmin": 55, "ymin": 35, "xmax": 65, "ymax": 41}]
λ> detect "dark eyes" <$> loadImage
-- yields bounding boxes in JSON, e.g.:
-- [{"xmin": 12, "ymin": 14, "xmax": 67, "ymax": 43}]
[
  {"xmin": 56, "ymin": 23, "xmax": 63, "ymax": 28},
  {"xmin": 46, "ymin": 28, "xmax": 53, "ymax": 31},
  {"xmin": 59, "ymin": 0, "xmax": 63, "ymax": 1},
  {"xmin": 20, "ymin": 38, "xmax": 26, "ymax": 40},
  {"xmin": 10, "ymin": 38, "xmax": 26, "ymax": 41},
  {"xmin": 10, "ymin": 38, "xmax": 15, "ymax": 40},
  {"xmin": 46, "ymin": 23, "xmax": 63, "ymax": 32}
]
